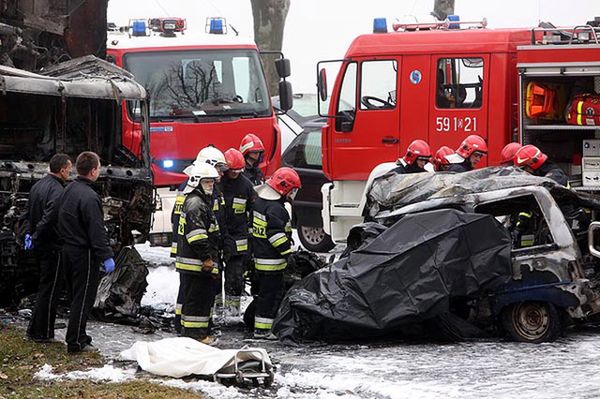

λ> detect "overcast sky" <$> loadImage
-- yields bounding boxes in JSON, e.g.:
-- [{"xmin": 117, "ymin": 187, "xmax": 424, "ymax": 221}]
[{"xmin": 108, "ymin": 0, "xmax": 599, "ymax": 92}]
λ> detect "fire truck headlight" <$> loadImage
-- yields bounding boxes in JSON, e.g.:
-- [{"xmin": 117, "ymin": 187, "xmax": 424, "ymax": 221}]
[{"xmin": 162, "ymin": 160, "xmax": 174, "ymax": 169}]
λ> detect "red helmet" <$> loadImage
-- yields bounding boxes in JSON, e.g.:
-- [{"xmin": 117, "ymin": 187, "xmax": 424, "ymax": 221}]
[
  {"xmin": 500, "ymin": 142, "xmax": 522, "ymax": 165},
  {"xmin": 224, "ymin": 148, "xmax": 245, "ymax": 170},
  {"xmin": 514, "ymin": 144, "xmax": 548, "ymax": 170},
  {"xmin": 240, "ymin": 133, "xmax": 265, "ymax": 156},
  {"xmin": 433, "ymin": 146, "xmax": 454, "ymax": 169},
  {"xmin": 266, "ymin": 167, "xmax": 301, "ymax": 196},
  {"xmin": 456, "ymin": 135, "xmax": 488, "ymax": 158},
  {"xmin": 403, "ymin": 139, "xmax": 431, "ymax": 165}
]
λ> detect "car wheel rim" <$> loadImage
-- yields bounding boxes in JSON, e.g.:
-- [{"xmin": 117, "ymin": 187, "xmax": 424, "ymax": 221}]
[
  {"xmin": 512, "ymin": 302, "xmax": 550, "ymax": 340},
  {"xmin": 300, "ymin": 226, "xmax": 325, "ymax": 245}
]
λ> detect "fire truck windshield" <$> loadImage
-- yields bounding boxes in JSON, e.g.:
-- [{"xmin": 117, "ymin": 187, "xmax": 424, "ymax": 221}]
[{"xmin": 124, "ymin": 49, "xmax": 271, "ymax": 120}]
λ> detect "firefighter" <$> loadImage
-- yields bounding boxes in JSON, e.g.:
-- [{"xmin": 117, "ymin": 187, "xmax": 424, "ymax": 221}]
[
  {"xmin": 389, "ymin": 139, "xmax": 432, "ymax": 174},
  {"xmin": 221, "ymin": 148, "xmax": 257, "ymax": 317},
  {"xmin": 252, "ymin": 167, "xmax": 301, "ymax": 339},
  {"xmin": 176, "ymin": 162, "xmax": 221, "ymax": 344},
  {"xmin": 240, "ymin": 133, "xmax": 265, "ymax": 186},
  {"xmin": 513, "ymin": 144, "xmax": 568, "ymax": 186},
  {"xmin": 24, "ymin": 153, "xmax": 72, "ymax": 343},
  {"xmin": 173, "ymin": 145, "xmax": 226, "ymax": 333},
  {"xmin": 446, "ymin": 134, "xmax": 488, "ymax": 172},
  {"xmin": 500, "ymin": 142, "xmax": 522, "ymax": 166},
  {"xmin": 58, "ymin": 152, "xmax": 114, "ymax": 354},
  {"xmin": 432, "ymin": 146, "xmax": 454, "ymax": 171}
]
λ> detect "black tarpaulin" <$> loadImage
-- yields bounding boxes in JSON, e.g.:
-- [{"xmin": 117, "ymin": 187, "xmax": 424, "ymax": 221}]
[{"xmin": 273, "ymin": 208, "xmax": 512, "ymax": 342}]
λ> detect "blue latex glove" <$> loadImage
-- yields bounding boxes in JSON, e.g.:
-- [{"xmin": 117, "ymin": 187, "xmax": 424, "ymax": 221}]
[
  {"xmin": 102, "ymin": 258, "xmax": 115, "ymax": 273},
  {"xmin": 24, "ymin": 234, "xmax": 33, "ymax": 250}
]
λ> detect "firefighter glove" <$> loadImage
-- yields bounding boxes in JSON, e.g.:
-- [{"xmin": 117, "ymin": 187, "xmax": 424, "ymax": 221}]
[
  {"xmin": 102, "ymin": 258, "xmax": 115, "ymax": 273},
  {"xmin": 24, "ymin": 234, "xmax": 33, "ymax": 251},
  {"xmin": 202, "ymin": 258, "xmax": 215, "ymax": 272}
]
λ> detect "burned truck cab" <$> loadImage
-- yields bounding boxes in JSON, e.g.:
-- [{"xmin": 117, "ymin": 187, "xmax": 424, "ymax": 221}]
[{"xmin": 0, "ymin": 57, "xmax": 154, "ymax": 305}]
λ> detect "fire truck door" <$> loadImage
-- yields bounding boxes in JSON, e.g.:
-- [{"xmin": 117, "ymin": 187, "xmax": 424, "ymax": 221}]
[
  {"xmin": 428, "ymin": 55, "xmax": 489, "ymax": 161},
  {"xmin": 330, "ymin": 58, "xmax": 401, "ymax": 180}
]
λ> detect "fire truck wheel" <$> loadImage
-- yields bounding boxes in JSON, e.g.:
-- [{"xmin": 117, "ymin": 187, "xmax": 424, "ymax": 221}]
[
  {"xmin": 501, "ymin": 301, "xmax": 562, "ymax": 343},
  {"xmin": 298, "ymin": 224, "xmax": 335, "ymax": 253}
]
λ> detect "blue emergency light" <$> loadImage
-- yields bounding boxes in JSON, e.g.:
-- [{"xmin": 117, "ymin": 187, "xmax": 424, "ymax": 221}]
[
  {"xmin": 373, "ymin": 18, "xmax": 388, "ymax": 33},
  {"xmin": 162, "ymin": 160, "xmax": 174, "ymax": 169},
  {"xmin": 132, "ymin": 20, "xmax": 147, "ymax": 36},
  {"xmin": 447, "ymin": 15, "xmax": 460, "ymax": 29},
  {"xmin": 208, "ymin": 17, "xmax": 226, "ymax": 34}
]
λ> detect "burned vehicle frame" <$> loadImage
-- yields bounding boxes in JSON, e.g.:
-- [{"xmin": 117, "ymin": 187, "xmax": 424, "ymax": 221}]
[
  {"xmin": 0, "ymin": 56, "xmax": 154, "ymax": 306},
  {"xmin": 372, "ymin": 171, "xmax": 600, "ymax": 343}
]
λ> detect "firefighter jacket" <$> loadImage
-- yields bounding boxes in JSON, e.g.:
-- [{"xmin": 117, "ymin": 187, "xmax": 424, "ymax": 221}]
[
  {"xmin": 176, "ymin": 189, "xmax": 220, "ymax": 276},
  {"xmin": 213, "ymin": 183, "xmax": 226, "ymax": 238},
  {"xmin": 447, "ymin": 159, "xmax": 473, "ymax": 173},
  {"xmin": 222, "ymin": 174, "xmax": 256, "ymax": 256},
  {"xmin": 534, "ymin": 161, "xmax": 568, "ymax": 187},
  {"xmin": 243, "ymin": 164, "xmax": 264, "ymax": 186},
  {"xmin": 170, "ymin": 180, "xmax": 188, "ymax": 258},
  {"xmin": 57, "ymin": 176, "xmax": 113, "ymax": 262},
  {"xmin": 252, "ymin": 197, "xmax": 293, "ymax": 272},
  {"xmin": 23, "ymin": 174, "xmax": 65, "ymax": 251},
  {"xmin": 389, "ymin": 159, "xmax": 426, "ymax": 175}
]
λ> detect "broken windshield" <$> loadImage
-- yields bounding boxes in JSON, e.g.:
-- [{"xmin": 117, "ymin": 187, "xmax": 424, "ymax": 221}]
[{"xmin": 124, "ymin": 49, "xmax": 271, "ymax": 119}]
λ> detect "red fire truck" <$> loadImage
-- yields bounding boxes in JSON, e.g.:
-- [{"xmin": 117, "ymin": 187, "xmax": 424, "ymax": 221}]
[
  {"xmin": 107, "ymin": 18, "xmax": 292, "ymax": 245},
  {"xmin": 317, "ymin": 18, "xmax": 600, "ymax": 243}
]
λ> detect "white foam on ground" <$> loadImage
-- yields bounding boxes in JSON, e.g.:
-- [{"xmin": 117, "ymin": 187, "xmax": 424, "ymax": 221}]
[
  {"xmin": 141, "ymin": 265, "xmax": 179, "ymax": 307},
  {"xmin": 35, "ymin": 364, "xmax": 136, "ymax": 383}
]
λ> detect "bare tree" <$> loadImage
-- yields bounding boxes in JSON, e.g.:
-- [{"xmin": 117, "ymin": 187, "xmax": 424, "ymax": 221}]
[
  {"xmin": 251, "ymin": 0, "xmax": 290, "ymax": 94},
  {"xmin": 432, "ymin": 0, "xmax": 455, "ymax": 21}
]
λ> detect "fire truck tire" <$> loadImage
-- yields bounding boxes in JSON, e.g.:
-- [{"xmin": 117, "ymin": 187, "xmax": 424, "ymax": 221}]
[
  {"xmin": 297, "ymin": 224, "xmax": 335, "ymax": 253},
  {"xmin": 501, "ymin": 301, "xmax": 562, "ymax": 343}
]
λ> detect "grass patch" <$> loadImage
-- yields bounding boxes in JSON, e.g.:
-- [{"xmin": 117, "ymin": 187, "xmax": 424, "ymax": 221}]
[{"xmin": 0, "ymin": 325, "xmax": 204, "ymax": 399}]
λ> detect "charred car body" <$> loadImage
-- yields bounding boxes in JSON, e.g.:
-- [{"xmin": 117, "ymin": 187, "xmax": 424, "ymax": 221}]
[
  {"xmin": 275, "ymin": 168, "xmax": 600, "ymax": 343},
  {"xmin": 0, "ymin": 56, "xmax": 153, "ymax": 306}
]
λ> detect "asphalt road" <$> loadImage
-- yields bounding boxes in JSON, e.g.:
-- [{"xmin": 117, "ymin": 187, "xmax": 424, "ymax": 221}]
[{"xmin": 52, "ymin": 243, "xmax": 600, "ymax": 399}]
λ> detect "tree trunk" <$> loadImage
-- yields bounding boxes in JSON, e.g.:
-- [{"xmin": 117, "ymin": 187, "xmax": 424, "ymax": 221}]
[
  {"xmin": 432, "ymin": 0, "xmax": 455, "ymax": 21},
  {"xmin": 250, "ymin": 0, "xmax": 290, "ymax": 94}
]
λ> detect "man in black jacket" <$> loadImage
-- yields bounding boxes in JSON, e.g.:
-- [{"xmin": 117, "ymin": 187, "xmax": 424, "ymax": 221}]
[
  {"xmin": 58, "ymin": 152, "xmax": 115, "ymax": 354},
  {"xmin": 24, "ymin": 153, "xmax": 72, "ymax": 342}
]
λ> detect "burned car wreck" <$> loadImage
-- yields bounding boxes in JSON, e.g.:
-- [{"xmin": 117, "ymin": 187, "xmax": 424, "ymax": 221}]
[
  {"xmin": 0, "ymin": 56, "xmax": 154, "ymax": 306},
  {"xmin": 274, "ymin": 168, "xmax": 600, "ymax": 343}
]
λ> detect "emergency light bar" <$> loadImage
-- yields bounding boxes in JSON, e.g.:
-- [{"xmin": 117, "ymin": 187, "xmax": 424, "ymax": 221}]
[
  {"xmin": 148, "ymin": 17, "xmax": 187, "ymax": 34},
  {"xmin": 206, "ymin": 17, "xmax": 227, "ymax": 34},
  {"xmin": 392, "ymin": 16, "xmax": 487, "ymax": 32}
]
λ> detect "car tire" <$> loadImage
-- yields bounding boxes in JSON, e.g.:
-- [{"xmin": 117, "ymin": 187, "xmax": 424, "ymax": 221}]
[
  {"xmin": 501, "ymin": 301, "xmax": 562, "ymax": 343},
  {"xmin": 297, "ymin": 224, "xmax": 335, "ymax": 253}
]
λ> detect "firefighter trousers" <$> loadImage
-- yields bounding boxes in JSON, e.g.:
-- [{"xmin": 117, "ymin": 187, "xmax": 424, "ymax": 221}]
[
  {"xmin": 27, "ymin": 249, "xmax": 63, "ymax": 341},
  {"xmin": 174, "ymin": 272, "xmax": 183, "ymax": 334},
  {"xmin": 62, "ymin": 246, "xmax": 100, "ymax": 352},
  {"xmin": 254, "ymin": 270, "xmax": 285, "ymax": 333},
  {"xmin": 225, "ymin": 254, "xmax": 246, "ymax": 297},
  {"xmin": 180, "ymin": 271, "xmax": 219, "ymax": 339}
]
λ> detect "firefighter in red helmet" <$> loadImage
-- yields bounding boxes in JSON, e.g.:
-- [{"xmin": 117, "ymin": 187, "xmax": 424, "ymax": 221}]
[
  {"xmin": 514, "ymin": 144, "xmax": 568, "ymax": 186},
  {"xmin": 500, "ymin": 142, "xmax": 522, "ymax": 167},
  {"xmin": 433, "ymin": 146, "xmax": 454, "ymax": 171},
  {"xmin": 447, "ymin": 134, "xmax": 488, "ymax": 172},
  {"xmin": 250, "ymin": 167, "xmax": 301, "ymax": 339},
  {"xmin": 221, "ymin": 148, "xmax": 256, "ymax": 317},
  {"xmin": 390, "ymin": 139, "xmax": 432, "ymax": 174},
  {"xmin": 240, "ymin": 133, "xmax": 265, "ymax": 186}
]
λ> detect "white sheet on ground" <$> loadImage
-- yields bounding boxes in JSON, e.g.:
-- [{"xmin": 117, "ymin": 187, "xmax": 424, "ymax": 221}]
[{"xmin": 119, "ymin": 337, "xmax": 272, "ymax": 378}]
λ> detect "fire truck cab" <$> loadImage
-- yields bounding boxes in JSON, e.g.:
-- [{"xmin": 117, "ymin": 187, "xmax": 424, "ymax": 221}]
[
  {"xmin": 318, "ymin": 20, "xmax": 528, "ymax": 243},
  {"xmin": 107, "ymin": 18, "xmax": 292, "ymax": 246},
  {"xmin": 318, "ymin": 18, "xmax": 600, "ymax": 244}
]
